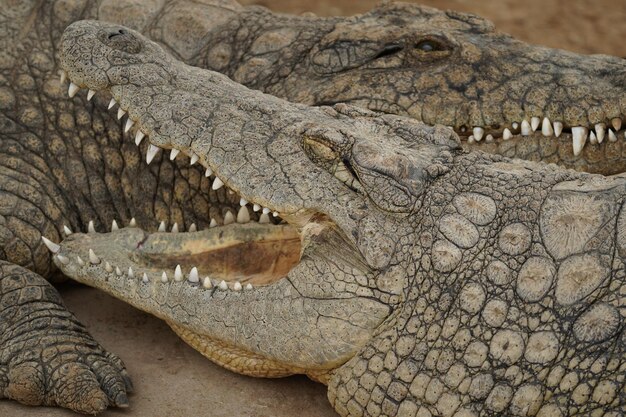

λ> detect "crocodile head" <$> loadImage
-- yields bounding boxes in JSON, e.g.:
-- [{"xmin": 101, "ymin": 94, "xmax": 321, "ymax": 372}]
[
  {"xmin": 55, "ymin": 20, "xmax": 460, "ymax": 380},
  {"xmin": 220, "ymin": 2, "xmax": 626, "ymax": 174}
]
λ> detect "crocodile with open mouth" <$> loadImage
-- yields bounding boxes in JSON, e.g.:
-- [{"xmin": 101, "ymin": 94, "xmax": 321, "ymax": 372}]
[{"xmin": 0, "ymin": 1, "xmax": 625, "ymax": 415}]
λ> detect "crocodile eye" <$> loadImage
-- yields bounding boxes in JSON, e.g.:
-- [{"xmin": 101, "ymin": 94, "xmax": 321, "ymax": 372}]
[{"xmin": 415, "ymin": 39, "xmax": 446, "ymax": 52}]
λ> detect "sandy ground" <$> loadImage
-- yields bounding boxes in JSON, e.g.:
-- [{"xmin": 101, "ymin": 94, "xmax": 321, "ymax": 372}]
[{"xmin": 1, "ymin": 1, "xmax": 625, "ymax": 416}]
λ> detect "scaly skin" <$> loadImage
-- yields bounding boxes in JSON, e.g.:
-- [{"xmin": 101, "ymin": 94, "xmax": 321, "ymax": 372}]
[
  {"xmin": 53, "ymin": 21, "xmax": 625, "ymax": 417},
  {"xmin": 1, "ymin": 0, "xmax": 625, "ymax": 414}
]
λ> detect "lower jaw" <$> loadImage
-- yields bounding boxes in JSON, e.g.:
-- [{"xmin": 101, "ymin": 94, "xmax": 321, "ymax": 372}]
[{"xmin": 461, "ymin": 133, "xmax": 626, "ymax": 175}]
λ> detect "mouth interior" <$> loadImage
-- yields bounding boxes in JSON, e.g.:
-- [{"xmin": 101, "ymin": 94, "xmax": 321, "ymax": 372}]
[{"xmin": 136, "ymin": 223, "xmax": 302, "ymax": 286}]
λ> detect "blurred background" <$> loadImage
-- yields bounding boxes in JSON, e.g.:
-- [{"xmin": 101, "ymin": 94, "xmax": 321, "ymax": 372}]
[{"xmin": 240, "ymin": 0, "xmax": 626, "ymax": 56}]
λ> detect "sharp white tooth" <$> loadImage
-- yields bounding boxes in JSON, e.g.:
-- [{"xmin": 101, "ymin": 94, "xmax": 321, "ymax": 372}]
[
  {"xmin": 134, "ymin": 130, "xmax": 145, "ymax": 146},
  {"xmin": 608, "ymin": 129, "xmax": 617, "ymax": 142},
  {"xmin": 56, "ymin": 254, "xmax": 70, "ymax": 265},
  {"xmin": 188, "ymin": 267, "xmax": 199, "ymax": 283},
  {"xmin": 512, "ymin": 122, "xmax": 519, "ymax": 130},
  {"xmin": 88, "ymin": 249, "xmax": 100, "ymax": 265},
  {"xmin": 124, "ymin": 118, "xmax": 134, "ymax": 133},
  {"xmin": 611, "ymin": 117, "xmax": 622, "ymax": 132},
  {"xmin": 259, "ymin": 212, "xmax": 270, "ymax": 224},
  {"xmin": 467, "ymin": 135, "xmax": 475, "ymax": 144},
  {"xmin": 209, "ymin": 218, "xmax": 218, "ymax": 228},
  {"xmin": 553, "ymin": 121, "xmax": 563, "ymax": 138},
  {"xmin": 521, "ymin": 119, "xmax": 531, "ymax": 136},
  {"xmin": 60, "ymin": 71, "xmax": 67, "ymax": 84},
  {"xmin": 158, "ymin": 221, "xmax": 166, "ymax": 232},
  {"xmin": 142, "ymin": 273, "xmax": 149, "ymax": 283},
  {"xmin": 205, "ymin": 168, "xmax": 213, "ymax": 177},
  {"xmin": 190, "ymin": 153, "xmax": 199, "ymax": 165},
  {"xmin": 224, "ymin": 211, "xmax": 235, "ymax": 225},
  {"xmin": 111, "ymin": 220, "xmax": 119, "ymax": 231},
  {"xmin": 170, "ymin": 148, "xmax": 180, "ymax": 160},
  {"xmin": 189, "ymin": 223, "xmax": 197, "ymax": 232},
  {"xmin": 171, "ymin": 223, "xmax": 179, "ymax": 233},
  {"xmin": 571, "ymin": 126, "xmax": 588, "ymax": 156},
  {"xmin": 218, "ymin": 280, "xmax": 228, "ymax": 290},
  {"xmin": 146, "ymin": 144, "xmax": 160, "ymax": 164},
  {"xmin": 161, "ymin": 271, "xmax": 168, "ymax": 283},
  {"xmin": 502, "ymin": 128, "xmax": 512, "ymax": 140},
  {"xmin": 202, "ymin": 277, "xmax": 212, "ymax": 289},
  {"xmin": 595, "ymin": 123, "xmax": 605, "ymax": 143},
  {"xmin": 88, "ymin": 220, "xmax": 96, "ymax": 233},
  {"xmin": 240, "ymin": 198, "xmax": 248, "ymax": 206},
  {"xmin": 253, "ymin": 204, "xmax": 261, "ymax": 212},
  {"xmin": 212, "ymin": 177, "xmax": 224, "ymax": 190},
  {"xmin": 41, "ymin": 236, "xmax": 60, "ymax": 253},
  {"xmin": 472, "ymin": 127, "xmax": 484, "ymax": 141},
  {"xmin": 245, "ymin": 283, "xmax": 253, "ymax": 290},
  {"xmin": 108, "ymin": 98, "xmax": 116, "ymax": 109},
  {"xmin": 128, "ymin": 267, "xmax": 134, "ymax": 278},
  {"xmin": 105, "ymin": 262, "xmax": 113, "ymax": 273},
  {"xmin": 531, "ymin": 116, "xmax": 540, "ymax": 131},
  {"xmin": 129, "ymin": 218, "xmax": 137, "ymax": 227},
  {"xmin": 227, "ymin": 189, "xmax": 234, "ymax": 195},
  {"xmin": 174, "ymin": 265, "xmax": 183, "ymax": 281},
  {"xmin": 77, "ymin": 256, "xmax": 85, "ymax": 266},
  {"xmin": 589, "ymin": 131, "xmax": 598, "ymax": 144},
  {"xmin": 541, "ymin": 117, "xmax": 553, "ymax": 137},
  {"xmin": 237, "ymin": 206, "xmax": 250, "ymax": 224},
  {"xmin": 68, "ymin": 82, "xmax": 79, "ymax": 98},
  {"xmin": 262, "ymin": 207, "xmax": 270, "ymax": 214},
  {"xmin": 117, "ymin": 108, "xmax": 126, "ymax": 120},
  {"xmin": 116, "ymin": 266, "xmax": 122, "ymax": 276},
  {"xmin": 63, "ymin": 225, "xmax": 72, "ymax": 236},
  {"xmin": 485, "ymin": 134, "xmax": 494, "ymax": 143},
  {"xmin": 272, "ymin": 211, "xmax": 279, "ymax": 217},
  {"xmin": 87, "ymin": 89, "xmax": 96, "ymax": 101},
  {"xmin": 233, "ymin": 282, "xmax": 242, "ymax": 291}
]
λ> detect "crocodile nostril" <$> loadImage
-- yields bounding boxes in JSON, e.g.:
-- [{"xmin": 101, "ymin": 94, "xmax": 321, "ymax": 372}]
[{"xmin": 108, "ymin": 29, "xmax": 126, "ymax": 40}]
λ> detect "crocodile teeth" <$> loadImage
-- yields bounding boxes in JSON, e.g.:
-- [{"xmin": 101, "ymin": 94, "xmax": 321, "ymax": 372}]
[
  {"xmin": 41, "ymin": 236, "xmax": 60, "ymax": 253},
  {"xmin": 245, "ymin": 283, "xmax": 253, "ymax": 290},
  {"xmin": 472, "ymin": 127, "xmax": 484, "ymax": 141},
  {"xmin": 105, "ymin": 262, "xmax": 113, "ymax": 273},
  {"xmin": 253, "ymin": 204, "xmax": 261, "ymax": 212},
  {"xmin": 262, "ymin": 207, "xmax": 270, "ymax": 214},
  {"xmin": 209, "ymin": 218, "xmax": 218, "ymax": 228},
  {"xmin": 512, "ymin": 122, "xmax": 519, "ymax": 130},
  {"xmin": 273, "ymin": 211, "xmax": 279, "ymax": 217},
  {"xmin": 589, "ymin": 131, "xmax": 598, "ymax": 145},
  {"xmin": 224, "ymin": 211, "xmax": 235, "ymax": 225},
  {"xmin": 531, "ymin": 116, "xmax": 540, "ymax": 131},
  {"xmin": 190, "ymin": 153, "xmax": 199, "ymax": 165},
  {"xmin": 142, "ymin": 273, "xmax": 149, "ymax": 283},
  {"xmin": 485, "ymin": 134, "xmax": 494, "ymax": 143},
  {"xmin": 259, "ymin": 212, "xmax": 270, "ymax": 224},
  {"xmin": 77, "ymin": 256, "xmax": 85, "ymax": 266},
  {"xmin": 174, "ymin": 265, "xmax": 183, "ymax": 281},
  {"xmin": 111, "ymin": 220, "xmax": 119, "ymax": 231},
  {"xmin": 88, "ymin": 220, "xmax": 96, "ymax": 233},
  {"xmin": 117, "ymin": 108, "xmax": 125, "ymax": 120},
  {"xmin": 212, "ymin": 177, "xmax": 224, "ymax": 190},
  {"xmin": 541, "ymin": 117, "xmax": 553, "ymax": 137},
  {"xmin": 124, "ymin": 119, "xmax": 134, "ymax": 133},
  {"xmin": 553, "ymin": 121, "xmax": 563, "ymax": 138},
  {"xmin": 171, "ymin": 223, "xmax": 179, "ymax": 233},
  {"xmin": 240, "ymin": 198, "xmax": 248, "ymax": 206},
  {"xmin": 233, "ymin": 282, "xmax": 242, "ymax": 291},
  {"xmin": 237, "ymin": 206, "xmax": 250, "ymax": 224},
  {"xmin": 502, "ymin": 128, "xmax": 512, "ymax": 140},
  {"xmin": 87, "ymin": 89, "xmax": 96, "ymax": 101},
  {"xmin": 572, "ymin": 127, "xmax": 588, "ymax": 156},
  {"xmin": 88, "ymin": 249, "xmax": 100, "ymax": 265},
  {"xmin": 189, "ymin": 223, "xmax": 197, "ymax": 232},
  {"xmin": 158, "ymin": 221, "xmax": 166, "ymax": 232},
  {"xmin": 205, "ymin": 168, "xmax": 213, "ymax": 177},
  {"xmin": 108, "ymin": 98, "xmax": 116, "ymax": 109},
  {"xmin": 161, "ymin": 271, "xmax": 168, "ymax": 283},
  {"xmin": 608, "ymin": 129, "xmax": 617, "ymax": 142},
  {"xmin": 202, "ymin": 277, "xmax": 212, "ymax": 289},
  {"xmin": 129, "ymin": 218, "xmax": 137, "ymax": 227},
  {"xmin": 63, "ymin": 225, "xmax": 72, "ymax": 235},
  {"xmin": 115, "ymin": 266, "xmax": 122, "ymax": 276},
  {"xmin": 60, "ymin": 71, "xmax": 67, "ymax": 84},
  {"xmin": 170, "ymin": 148, "xmax": 180, "ymax": 160},
  {"xmin": 56, "ymin": 254, "xmax": 70, "ymax": 265},
  {"xmin": 188, "ymin": 267, "xmax": 199, "ymax": 283},
  {"xmin": 611, "ymin": 118, "xmax": 622, "ymax": 131},
  {"xmin": 521, "ymin": 119, "xmax": 531, "ymax": 136},
  {"xmin": 218, "ymin": 280, "xmax": 228, "ymax": 290},
  {"xmin": 135, "ymin": 130, "xmax": 145, "ymax": 146},
  {"xmin": 146, "ymin": 144, "xmax": 160, "ymax": 164},
  {"xmin": 68, "ymin": 82, "xmax": 79, "ymax": 98},
  {"xmin": 595, "ymin": 123, "xmax": 605, "ymax": 143},
  {"xmin": 128, "ymin": 267, "xmax": 134, "ymax": 278}
]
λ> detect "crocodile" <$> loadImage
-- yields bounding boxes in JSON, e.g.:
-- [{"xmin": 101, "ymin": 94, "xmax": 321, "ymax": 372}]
[
  {"xmin": 51, "ymin": 20, "xmax": 626, "ymax": 417},
  {"xmin": 0, "ymin": 0, "xmax": 625, "ymax": 415}
]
